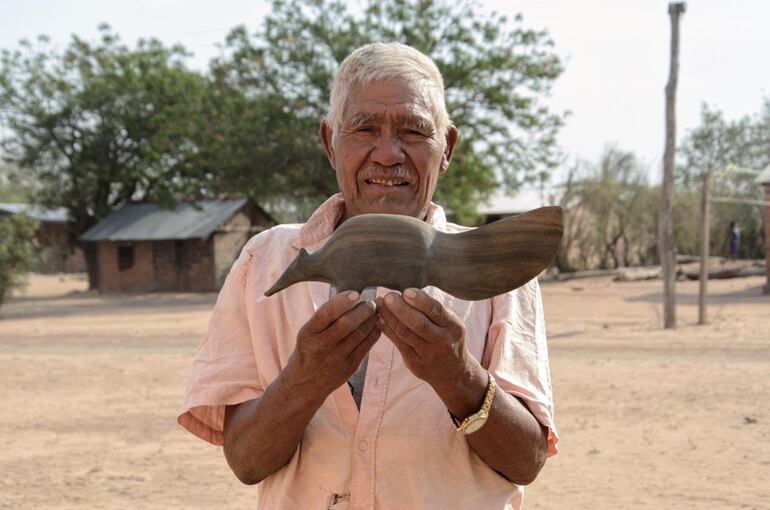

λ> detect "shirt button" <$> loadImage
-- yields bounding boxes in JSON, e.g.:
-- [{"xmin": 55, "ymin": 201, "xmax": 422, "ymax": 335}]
[{"xmin": 358, "ymin": 440, "xmax": 368, "ymax": 451}]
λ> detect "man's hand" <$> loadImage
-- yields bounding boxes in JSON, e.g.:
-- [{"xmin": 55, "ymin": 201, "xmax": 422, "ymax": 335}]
[
  {"xmin": 224, "ymin": 290, "xmax": 380, "ymax": 485},
  {"xmin": 375, "ymin": 288, "xmax": 469, "ymax": 388},
  {"xmin": 376, "ymin": 287, "xmax": 548, "ymax": 485},
  {"xmin": 285, "ymin": 290, "xmax": 381, "ymax": 400}
]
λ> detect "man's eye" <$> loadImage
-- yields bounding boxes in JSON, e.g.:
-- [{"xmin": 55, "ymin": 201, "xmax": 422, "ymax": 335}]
[
  {"xmin": 356, "ymin": 126, "xmax": 375, "ymax": 133},
  {"xmin": 403, "ymin": 129, "xmax": 427, "ymax": 137}
]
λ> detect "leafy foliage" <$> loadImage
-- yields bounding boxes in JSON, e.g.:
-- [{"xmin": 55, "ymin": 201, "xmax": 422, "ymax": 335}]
[
  {"xmin": 0, "ymin": 26, "xmax": 210, "ymax": 236},
  {"xmin": 0, "ymin": 215, "xmax": 38, "ymax": 305},
  {"xmin": 679, "ymin": 102, "xmax": 770, "ymax": 183},
  {"xmin": 557, "ymin": 99, "xmax": 770, "ymax": 272},
  {"xmin": 208, "ymin": 0, "xmax": 564, "ymax": 223},
  {"xmin": 0, "ymin": 164, "xmax": 30, "ymax": 202},
  {"xmin": 677, "ymin": 102, "xmax": 770, "ymax": 259},
  {"xmin": 1, "ymin": 2, "xmax": 563, "ymax": 232},
  {"xmin": 557, "ymin": 147, "xmax": 658, "ymax": 271}
]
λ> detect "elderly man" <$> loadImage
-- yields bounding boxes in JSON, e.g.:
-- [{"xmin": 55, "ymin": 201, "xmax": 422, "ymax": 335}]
[{"xmin": 179, "ymin": 42, "xmax": 558, "ymax": 509}]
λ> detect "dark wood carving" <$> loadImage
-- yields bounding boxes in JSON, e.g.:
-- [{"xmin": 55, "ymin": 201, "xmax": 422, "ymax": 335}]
[{"xmin": 265, "ymin": 206, "xmax": 563, "ymax": 301}]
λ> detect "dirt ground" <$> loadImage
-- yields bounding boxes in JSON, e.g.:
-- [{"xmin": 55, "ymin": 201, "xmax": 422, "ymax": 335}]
[{"xmin": 1, "ymin": 272, "xmax": 768, "ymax": 509}]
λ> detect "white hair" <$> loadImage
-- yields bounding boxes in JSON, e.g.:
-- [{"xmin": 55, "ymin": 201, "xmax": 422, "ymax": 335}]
[{"xmin": 326, "ymin": 42, "xmax": 451, "ymax": 135}]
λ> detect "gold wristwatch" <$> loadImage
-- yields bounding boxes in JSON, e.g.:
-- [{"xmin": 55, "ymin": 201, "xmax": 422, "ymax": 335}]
[{"xmin": 452, "ymin": 373, "xmax": 496, "ymax": 435}]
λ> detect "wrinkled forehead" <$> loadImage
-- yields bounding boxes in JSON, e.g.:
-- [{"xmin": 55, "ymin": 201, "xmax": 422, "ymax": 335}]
[
  {"xmin": 341, "ymin": 78, "xmax": 438, "ymax": 127},
  {"xmin": 347, "ymin": 111, "xmax": 436, "ymax": 133}
]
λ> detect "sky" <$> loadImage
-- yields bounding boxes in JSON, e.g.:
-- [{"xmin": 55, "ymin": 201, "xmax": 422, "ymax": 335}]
[{"xmin": 2, "ymin": 0, "xmax": 769, "ymax": 184}]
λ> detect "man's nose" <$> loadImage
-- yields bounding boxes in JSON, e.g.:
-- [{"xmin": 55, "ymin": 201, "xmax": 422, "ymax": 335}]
[{"xmin": 371, "ymin": 133, "xmax": 406, "ymax": 167}]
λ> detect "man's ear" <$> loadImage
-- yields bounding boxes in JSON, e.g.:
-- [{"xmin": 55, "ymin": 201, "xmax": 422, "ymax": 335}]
[
  {"xmin": 319, "ymin": 121, "xmax": 336, "ymax": 170},
  {"xmin": 439, "ymin": 125, "xmax": 459, "ymax": 175}
]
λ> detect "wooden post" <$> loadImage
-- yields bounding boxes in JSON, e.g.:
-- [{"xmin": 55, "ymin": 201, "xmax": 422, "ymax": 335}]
[
  {"xmin": 660, "ymin": 2, "xmax": 686, "ymax": 329},
  {"xmin": 764, "ymin": 183, "xmax": 770, "ymax": 294},
  {"xmin": 698, "ymin": 171, "xmax": 710, "ymax": 325}
]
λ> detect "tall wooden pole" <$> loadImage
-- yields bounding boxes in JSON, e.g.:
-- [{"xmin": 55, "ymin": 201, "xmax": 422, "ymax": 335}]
[
  {"xmin": 764, "ymin": 183, "xmax": 770, "ymax": 295},
  {"xmin": 660, "ymin": 2, "xmax": 686, "ymax": 329},
  {"xmin": 698, "ymin": 171, "xmax": 711, "ymax": 325}
]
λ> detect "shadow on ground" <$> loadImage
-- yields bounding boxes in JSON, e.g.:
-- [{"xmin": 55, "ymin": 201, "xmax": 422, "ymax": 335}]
[
  {"xmin": 1, "ymin": 291, "xmax": 217, "ymax": 321},
  {"xmin": 624, "ymin": 283, "xmax": 769, "ymax": 306}
]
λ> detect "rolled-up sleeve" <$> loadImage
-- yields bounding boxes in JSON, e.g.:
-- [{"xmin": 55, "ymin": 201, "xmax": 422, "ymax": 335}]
[
  {"xmin": 482, "ymin": 278, "xmax": 559, "ymax": 456},
  {"xmin": 177, "ymin": 244, "xmax": 263, "ymax": 446}
]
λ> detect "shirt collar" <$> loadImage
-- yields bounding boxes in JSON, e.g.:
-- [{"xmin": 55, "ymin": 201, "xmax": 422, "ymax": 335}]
[{"xmin": 293, "ymin": 193, "xmax": 448, "ymax": 250}]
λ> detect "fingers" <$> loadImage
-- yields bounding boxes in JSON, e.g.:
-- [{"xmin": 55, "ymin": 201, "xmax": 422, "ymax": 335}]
[
  {"xmin": 378, "ymin": 292, "xmax": 447, "ymax": 343},
  {"xmin": 339, "ymin": 311, "xmax": 379, "ymax": 352},
  {"xmin": 325, "ymin": 300, "xmax": 378, "ymax": 342},
  {"xmin": 376, "ymin": 295, "xmax": 426, "ymax": 348},
  {"xmin": 304, "ymin": 290, "xmax": 361, "ymax": 334},
  {"xmin": 402, "ymin": 288, "xmax": 457, "ymax": 329},
  {"xmin": 348, "ymin": 322, "xmax": 382, "ymax": 363},
  {"xmin": 376, "ymin": 308, "xmax": 418, "ymax": 360}
]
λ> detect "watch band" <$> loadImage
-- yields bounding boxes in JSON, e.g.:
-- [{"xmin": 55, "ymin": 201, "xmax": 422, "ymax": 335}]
[{"xmin": 450, "ymin": 373, "xmax": 497, "ymax": 434}]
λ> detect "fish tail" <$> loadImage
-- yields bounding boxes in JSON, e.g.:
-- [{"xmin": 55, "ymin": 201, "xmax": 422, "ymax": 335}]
[{"xmin": 427, "ymin": 206, "xmax": 563, "ymax": 300}]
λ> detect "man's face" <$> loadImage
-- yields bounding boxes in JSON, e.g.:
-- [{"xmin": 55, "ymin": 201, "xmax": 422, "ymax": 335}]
[{"xmin": 321, "ymin": 78, "xmax": 458, "ymax": 220}]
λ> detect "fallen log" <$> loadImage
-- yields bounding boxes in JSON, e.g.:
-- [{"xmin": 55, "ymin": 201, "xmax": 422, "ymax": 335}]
[
  {"xmin": 614, "ymin": 267, "xmax": 662, "ymax": 281},
  {"xmin": 546, "ymin": 259, "xmax": 765, "ymax": 283},
  {"xmin": 678, "ymin": 254, "xmax": 726, "ymax": 265},
  {"xmin": 680, "ymin": 260, "xmax": 766, "ymax": 280},
  {"xmin": 551, "ymin": 268, "xmax": 623, "ymax": 282}
]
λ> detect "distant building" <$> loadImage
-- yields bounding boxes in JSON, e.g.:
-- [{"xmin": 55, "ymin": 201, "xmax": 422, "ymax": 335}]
[
  {"xmin": 476, "ymin": 187, "xmax": 561, "ymax": 224},
  {"xmin": 756, "ymin": 166, "xmax": 770, "ymax": 294},
  {"xmin": 81, "ymin": 198, "xmax": 276, "ymax": 292},
  {"xmin": 0, "ymin": 202, "xmax": 86, "ymax": 273}
]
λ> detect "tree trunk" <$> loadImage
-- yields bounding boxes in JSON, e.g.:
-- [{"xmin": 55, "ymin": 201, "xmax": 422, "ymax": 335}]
[
  {"xmin": 82, "ymin": 241, "xmax": 99, "ymax": 290},
  {"xmin": 698, "ymin": 171, "xmax": 711, "ymax": 325},
  {"xmin": 622, "ymin": 232, "xmax": 631, "ymax": 267},
  {"xmin": 660, "ymin": 2, "xmax": 686, "ymax": 329}
]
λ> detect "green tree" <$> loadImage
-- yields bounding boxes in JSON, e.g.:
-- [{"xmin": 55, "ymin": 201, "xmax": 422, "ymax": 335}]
[
  {"xmin": 0, "ymin": 26, "xmax": 210, "ymax": 287},
  {"xmin": 678, "ymin": 102, "xmax": 769, "ymax": 259},
  {"xmin": 0, "ymin": 215, "xmax": 38, "ymax": 305},
  {"xmin": 0, "ymin": 163, "xmax": 30, "ymax": 202},
  {"xmin": 557, "ymin": 147, "xmax": 658, "ymax": 271},
  {"xmin": 208, "ymin": 0, "xmax": 564, "ymax": 223}
]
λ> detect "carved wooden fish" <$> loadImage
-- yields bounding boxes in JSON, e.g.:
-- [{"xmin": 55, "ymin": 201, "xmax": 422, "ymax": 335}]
[{"xmin": 265, "ymin": 206, "xmax": 563, "ymax": 301}]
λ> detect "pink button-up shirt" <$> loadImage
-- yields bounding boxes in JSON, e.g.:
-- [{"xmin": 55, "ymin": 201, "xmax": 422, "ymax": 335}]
[{"xmin": 178, "ymin": 194, "xmax": 558, "ymax": 509}]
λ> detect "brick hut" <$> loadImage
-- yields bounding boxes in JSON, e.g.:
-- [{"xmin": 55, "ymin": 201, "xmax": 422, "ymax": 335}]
[
  {"xmin": 0, "ymin": 203, "xmax": 86, "ymax": 273},
  {"xmin": 81, "ymin": 198, "xmax": 275, "ymax": 292},
  {"xmin": 758, "ymin": 166, "xmax": 770, "ymax": 294}
]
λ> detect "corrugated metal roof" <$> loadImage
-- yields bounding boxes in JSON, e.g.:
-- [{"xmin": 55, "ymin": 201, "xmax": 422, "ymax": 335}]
[
  {"xmin": 81, "ymin": 198, "xmax": 249, "ymax": 241},
  {"xmin": 0, "ymin": 203, "xmax": 69, "ymax": 223}
]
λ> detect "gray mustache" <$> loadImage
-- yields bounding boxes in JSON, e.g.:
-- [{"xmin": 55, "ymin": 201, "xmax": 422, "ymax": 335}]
[{"xmin": 264, "ymin": 206, "xmax": 564, "ymax": 301}]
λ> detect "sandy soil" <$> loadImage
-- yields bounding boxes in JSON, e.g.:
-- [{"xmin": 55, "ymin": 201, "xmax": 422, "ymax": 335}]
[{"xmin": 1, "ymin": 272, "xmax": 768, "ymax": 509}]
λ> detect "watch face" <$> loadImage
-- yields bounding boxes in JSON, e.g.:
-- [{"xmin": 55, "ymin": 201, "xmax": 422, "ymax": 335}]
[{"xmin": 463, "ymin": 414, "xmax": 487, "ymax": 434}]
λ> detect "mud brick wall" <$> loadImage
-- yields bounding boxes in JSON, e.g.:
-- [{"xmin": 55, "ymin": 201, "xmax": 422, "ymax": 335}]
[
  {"xmin": 98, "ymin": 239, "xmax": 217, "ymax": 292},
  {"xmin": 152, "ymin": 240, "xmax": 180, "ymax": 290},
  {"xmin": 177, "ymin": 238, "xmax": 216, "ymax": 291},
  {"xmin": 35, "ymin": 223, "xmax": 86, "ymax": 273},
  {"xmin": 98, "ymin": 241, "xmax": 155, "ymax": 292},
  {"xmin": 213, "ymin": 211, "xmax": 253, "ymax": 288}
]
